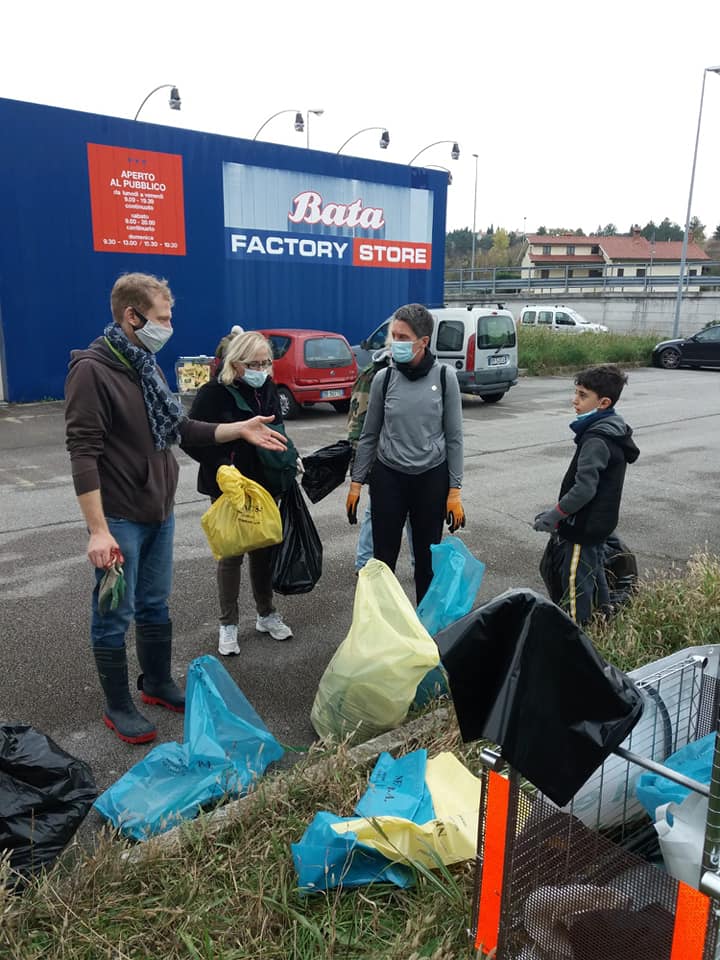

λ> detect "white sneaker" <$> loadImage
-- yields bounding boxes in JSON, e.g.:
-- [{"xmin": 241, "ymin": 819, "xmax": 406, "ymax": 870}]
[
  {"xmin": 218, "ymin": 624, "xmax": 240, "ymax": 656},
  {"xmin": 256, "ymin": 612, "xmax": 293, "ymax": 641}
]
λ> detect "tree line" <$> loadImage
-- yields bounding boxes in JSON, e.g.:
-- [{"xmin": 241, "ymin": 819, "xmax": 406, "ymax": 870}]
[{"xmin": 446, "ymin": 218, "xmax": 720, "ymax": 270}]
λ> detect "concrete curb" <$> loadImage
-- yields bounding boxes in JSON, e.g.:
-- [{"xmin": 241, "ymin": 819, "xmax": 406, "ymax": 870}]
[{"xmin": 120, "ymin": 706, "xmax": 453, "ymax": 863}]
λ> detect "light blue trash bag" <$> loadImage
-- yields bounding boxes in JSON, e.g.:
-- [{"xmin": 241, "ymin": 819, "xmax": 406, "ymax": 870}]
[
  {"xmin": 636, "ymin": 731, "xmax": 714, "ymax": 818},
  {"xmin": 291, "ymin": 750, "xmax": 433, "ymax": 892},
  {"xmin": 417, "ymin": 537, "xmax": 485, "ymax": 637},
  {"xmin": 414, "ymin": 538, "xmax": 485, "ymax": 707},
  {"xmin": 94, "ymin": 655, "xmax": 284, "ymax": 840}
]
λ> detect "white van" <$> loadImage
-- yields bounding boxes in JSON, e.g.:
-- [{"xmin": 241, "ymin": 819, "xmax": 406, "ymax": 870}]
[
  {"xmin": 352, "ymin": 304, "xmax": 518, "ymax": 403},
  {"xmin": 518, "ymin": 304, "xmax": 608, "ymax": 333}
]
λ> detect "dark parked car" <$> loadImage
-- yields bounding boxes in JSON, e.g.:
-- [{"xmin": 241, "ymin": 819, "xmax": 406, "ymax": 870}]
[
  {"xmin": 652, "ymin": 324, "xmax": 720, "ymax": 369},
  {"xmin": 258, "ymin": 328, "xmax": 358, "ymax": 419}
]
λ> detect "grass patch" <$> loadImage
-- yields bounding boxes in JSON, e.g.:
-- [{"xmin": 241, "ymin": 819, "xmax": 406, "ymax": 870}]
[
  {"xmin": 519, "ymin": 327, "xmax": 659, "ymax": 376},
  {"xmin": 2, "ymin": 555, "xmax": 719, "ymax": 959}
]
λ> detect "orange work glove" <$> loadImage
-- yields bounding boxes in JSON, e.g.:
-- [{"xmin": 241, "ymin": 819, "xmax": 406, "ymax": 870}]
[
  {"xmin": 446, "ymin": 488, "xmax": 466, "ymax": 533},
  {"xmin": 346, "ymin": 481, "xmax": 362, "ymax": 525}
]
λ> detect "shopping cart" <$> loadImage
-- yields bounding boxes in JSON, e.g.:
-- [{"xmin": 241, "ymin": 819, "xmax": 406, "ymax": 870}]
[{"xmin": 471, "ymin": 645, "xmax": 720, "ymax": 959}]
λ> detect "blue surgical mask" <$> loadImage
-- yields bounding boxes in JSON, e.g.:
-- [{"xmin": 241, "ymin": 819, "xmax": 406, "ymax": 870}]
[
  {"xmin": 136, "ymin": 319, "xmax": 173, "ymax": 354},
  {"xmin": 391, "ymin": 340, "xmax": 415, "ymax": 364},
  {"xmin": 242, "ymin": 369, "xmax": 268, "ymax": 389},
  {"xmin": 574, "ymin": 409, "xmax": 597, "ymax": 420}
]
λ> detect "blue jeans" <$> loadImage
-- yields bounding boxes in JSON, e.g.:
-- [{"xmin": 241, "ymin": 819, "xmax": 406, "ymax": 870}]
[
  {"xmin": 355, "ymin": 498, "xmax": 414, "ymax": 571},
  {"xmin": 91, "ymin": 515, "xmax": 175, "ymax": 649}
]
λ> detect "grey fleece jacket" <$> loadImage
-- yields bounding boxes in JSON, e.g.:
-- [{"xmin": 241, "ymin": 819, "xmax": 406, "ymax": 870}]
[{"xmin": 351, "ymin": 361, "xmax": 464, "ymax": 487}]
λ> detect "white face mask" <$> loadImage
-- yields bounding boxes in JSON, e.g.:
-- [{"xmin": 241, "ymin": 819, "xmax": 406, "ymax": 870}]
[{"xmin": 135, "ymin": 319, "xmax": 174, "ymax": 354}]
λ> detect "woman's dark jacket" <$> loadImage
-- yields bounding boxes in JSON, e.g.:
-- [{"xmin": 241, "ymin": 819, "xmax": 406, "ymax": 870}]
[{"xmin": 180, "ymin": 377, "xmax": 283, "ymax": 499}]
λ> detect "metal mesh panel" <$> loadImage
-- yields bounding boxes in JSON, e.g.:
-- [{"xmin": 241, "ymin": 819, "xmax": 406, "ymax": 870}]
[
  {"xmin": 472, "ymin": 650, "xmax": 720, "ymax": 959},
  {"xmin": 697, "ymin": 673, "xmax": 720, "ymax": 741},
  {"xmin": 499, "ymin": 786, "xmax": 679, "ymax": 959},
  {"xmin": 556, "ymin": 656, "xmax": 708, "ymax": 848}
]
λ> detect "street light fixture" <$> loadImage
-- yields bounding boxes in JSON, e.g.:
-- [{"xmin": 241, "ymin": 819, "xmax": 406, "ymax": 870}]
[
  {"xmin": 471, "ymin": 153, "xmax": 479, "ymax": 276},
  {"xmin": 408, "ymin": 140, "xmax": 461, "ymax": 165},
  {"xmin": 336, "ymin": 127, "xmax": 390, "ymax": 154},
  {"xmin": 133, "ymin": 85, "xmax": 181, "ymax": 121},
  {"xmin": 672, "ymin": 65, "xmax": 720, "ymax": 338},
  {"xmin": 424, "ymin": 164, "xmax": 453, "ymax": 185},
  {"xmin": 305, "ymin": 109, "xmax": 324, "ymax": 148},
  {"xmin": 252, "ymin": 109, "xmax": 304, "ymax": 141}
]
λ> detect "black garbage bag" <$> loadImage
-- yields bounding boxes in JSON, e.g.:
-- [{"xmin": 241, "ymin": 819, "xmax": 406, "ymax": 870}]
[
  {"xmin": 604, "ymin": 534, "xmax": 638, "ymax": 608},
  {"xmin": 272, "ymin": 480, "xmax": 323, "ymax": 594},
  {"xmin": 539, "ymin": 533, "xmax": 565, "ymax": 604},
  {"xmin": 436, "ymin": 589, "xmax": 643, "ymax": 806},
  {"xmin": 300, "ymin": 439, "xmax": 353, "ymax": 503},
  {"xmin": 540, "ymin": 532, "xmax": 639, "ymax": 611},
  {"xmin": 0, "ymin": 724, "xmax": 97, "ymax": 884}
]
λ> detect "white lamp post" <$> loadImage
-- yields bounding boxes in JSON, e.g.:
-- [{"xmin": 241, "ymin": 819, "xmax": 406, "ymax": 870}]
[
  {"xmin": 471, "ymin": 152, "xmax": 479, "ymax": 278},
  {"xmin": 672, "ymin": 66, "xmax": 720, "ymax": 338}
]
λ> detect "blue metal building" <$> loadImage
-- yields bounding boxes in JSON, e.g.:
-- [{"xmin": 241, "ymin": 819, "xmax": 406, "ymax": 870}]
[{"xmin": 0, "ymin": 97, "xmax": 448, "ymax": 402}]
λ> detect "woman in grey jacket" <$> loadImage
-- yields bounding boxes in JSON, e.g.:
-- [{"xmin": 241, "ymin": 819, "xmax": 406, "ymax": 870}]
[{"xmin": 346, "ymin": 303, "xmax": 465, "ymax": 603}]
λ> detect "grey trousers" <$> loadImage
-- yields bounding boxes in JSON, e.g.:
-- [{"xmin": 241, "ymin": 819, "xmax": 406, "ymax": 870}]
[{"xmin": 217, "ymin": 547, "xmax": 275, "ymax": 625}]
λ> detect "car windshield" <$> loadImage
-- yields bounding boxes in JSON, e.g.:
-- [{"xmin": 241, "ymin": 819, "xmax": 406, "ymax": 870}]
[
  {"xmin": 304, "ymin": 337, "xmax": 353, "ymax": 368},
  {"xmin": 477, "ymin": 315, "xmax": 516, "ymax": 349}
]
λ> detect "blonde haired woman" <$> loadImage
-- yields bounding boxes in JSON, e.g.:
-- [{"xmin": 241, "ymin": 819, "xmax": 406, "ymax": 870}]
[{"xmin": 182, "ymin": 331, "xmax": 293, "ymax": 652}]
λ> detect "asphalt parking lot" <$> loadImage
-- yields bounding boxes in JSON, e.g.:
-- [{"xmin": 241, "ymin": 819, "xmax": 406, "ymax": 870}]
[{"xmin": 1, "ymin": 367, "xmax": 718, "ymax": 835}]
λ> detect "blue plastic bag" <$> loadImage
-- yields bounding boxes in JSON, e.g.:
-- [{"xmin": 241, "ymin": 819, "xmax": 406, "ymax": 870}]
[
  {"xmin": 414, "ymin": 538, "xmax": 485, "ymax": 706},
  {"xmin": 292, "ymin": 750, "xmax": 435, "ymax": 892},
  {"xmin": 355, "ymin": 749, "xmax": 434, "ymax": 822},
  {"xmin": 95, "ymin": 656, "xmax": 284, "ymax": 840},
  {"xmin": 636, "ymin": 731, "xmax": 715, "ymax": 818},
  {"xmin": 291, "ymin": 811, "xmax": 415, "ymax": 892},
  {"xmin": 416, "ymin": 537, "xmax": 485, "ymax": 638}
]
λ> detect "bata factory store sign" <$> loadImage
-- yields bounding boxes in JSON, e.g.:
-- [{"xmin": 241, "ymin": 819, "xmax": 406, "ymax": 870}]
[
  {"xmin": 87, "ymin": 144, "xmax": 186, "ymax": 255},
  {"xmin": 223, "ymin": 163, "xmax": 433, "ymax": 270}
]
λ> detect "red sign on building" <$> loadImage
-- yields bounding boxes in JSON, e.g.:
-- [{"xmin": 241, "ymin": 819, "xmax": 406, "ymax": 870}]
[{"xmin": 87, "ymin": 143, "xmax": 186, "ymax": 255}]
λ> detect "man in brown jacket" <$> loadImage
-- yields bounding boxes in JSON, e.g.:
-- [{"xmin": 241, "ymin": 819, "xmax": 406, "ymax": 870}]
[{"xmin": 65, "ymin": 273, "xmax": 285, "ymax": 744}]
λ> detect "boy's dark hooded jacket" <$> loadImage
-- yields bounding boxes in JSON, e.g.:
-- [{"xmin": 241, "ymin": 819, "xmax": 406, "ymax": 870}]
[{"xmin": 557, "ymin": 411, "xmax": 639, "ymax": 546}]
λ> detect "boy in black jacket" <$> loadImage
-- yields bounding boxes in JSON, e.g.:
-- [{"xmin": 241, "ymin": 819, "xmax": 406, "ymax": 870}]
[{"xmin": 533, "ymin": 364, "xmax": 639, "ymax": 624}]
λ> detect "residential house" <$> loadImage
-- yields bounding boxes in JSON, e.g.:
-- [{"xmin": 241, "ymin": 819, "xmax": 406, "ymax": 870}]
[{"xmin": 521, "ymin": 228, "xmax": 710, "ymax": 292}]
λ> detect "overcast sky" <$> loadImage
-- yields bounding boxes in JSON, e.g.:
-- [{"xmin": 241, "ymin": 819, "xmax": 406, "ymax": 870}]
[{"xmin": 3, "ymin": 0, "xmax": 720, "ymax": 237}]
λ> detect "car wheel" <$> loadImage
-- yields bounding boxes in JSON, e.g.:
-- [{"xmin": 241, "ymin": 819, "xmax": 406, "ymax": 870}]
[
  {"xmin": 276, "ymin": 386, "xmax": 300, "ymax": 420},
  {"xmin": 481, "ymin": 392, "xmax": 505, "ymax": 404},
  {"xmin": 658, "ymin": 348, "xmax": 681, "ymax": 370},
  {"xmin": 331, "ymin": 399, "xmax": 350, "ymax": 413}
]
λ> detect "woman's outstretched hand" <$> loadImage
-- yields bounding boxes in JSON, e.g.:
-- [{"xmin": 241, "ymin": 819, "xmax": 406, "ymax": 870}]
[{"xmin": 216, "ymin": 415, "xmax": 288, "ymax": 451}]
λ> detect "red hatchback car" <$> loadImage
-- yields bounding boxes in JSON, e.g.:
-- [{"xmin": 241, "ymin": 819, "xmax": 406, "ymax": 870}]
[{"xmin": 258, "ymin": 329, "xmax": 358, "ymax": 419}]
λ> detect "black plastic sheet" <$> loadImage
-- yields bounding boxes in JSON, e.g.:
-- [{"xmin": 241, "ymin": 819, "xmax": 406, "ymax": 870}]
[
  {"xmin": 0, "ymin": 724, "xmax": 97, "ymax": 883},
  {"xmin": 300, "ymin": 439, "xmax": 352, "ymax": 503},
  {"xmin": 437, "ymin": 589, "xmax": 643, "ymax": 806},
  {"xmin": 272, "ymin": 481, "xmax": 323, "ymax": 594}
]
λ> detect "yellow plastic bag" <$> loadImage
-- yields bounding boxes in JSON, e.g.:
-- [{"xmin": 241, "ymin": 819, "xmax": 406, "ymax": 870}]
[
  {"xmin": 310, "ymin": 559, "xmax": 439, "ymax": 744},
  {"xmin": 201, "ymin": 466, "xmax": 282, "ymax": 560},
  {"xmin": 331, "ymin": 752, "xmax": 481, "ymax": 867}
]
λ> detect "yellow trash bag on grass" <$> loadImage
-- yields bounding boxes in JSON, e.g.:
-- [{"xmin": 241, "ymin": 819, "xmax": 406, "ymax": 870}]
[
  {"xmin": 201, "ymin": 466, "xmax": 282, "ymax": 560},
  {"xmin": 331, "ymin": 752, "xmax": 481, "ymax": 867},
  {"xmin": 310, "ymin": 559, "xmax": 439, "ymax": 744}
]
